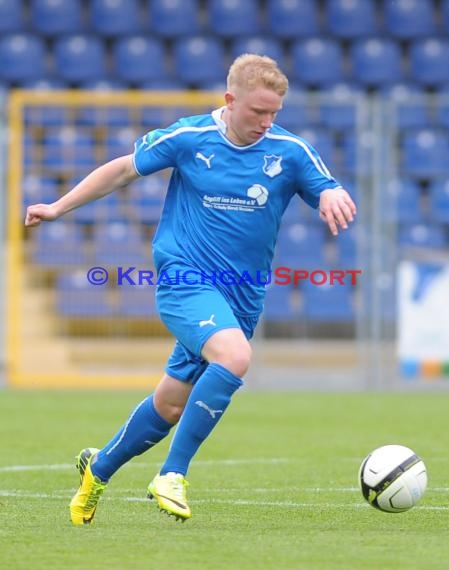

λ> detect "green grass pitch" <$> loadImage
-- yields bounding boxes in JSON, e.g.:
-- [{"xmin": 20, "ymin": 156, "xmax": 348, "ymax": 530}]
[{"xmin": 1, "ymin": 389, "xmax": 449, "ymax": 570}]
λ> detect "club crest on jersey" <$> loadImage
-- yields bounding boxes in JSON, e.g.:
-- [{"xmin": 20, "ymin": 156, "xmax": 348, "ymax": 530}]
[{"xmin": 263, "ymin": 155, "xmax": 283, "ymax": 178}]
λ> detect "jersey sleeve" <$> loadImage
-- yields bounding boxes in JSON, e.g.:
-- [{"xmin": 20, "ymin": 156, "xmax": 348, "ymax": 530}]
[
  {"xmin": 133, "ymin": 120, "xmax": 184, "ymax": 176},
  {"xmin": 294, "ymin": 139, "xmax": 342, "ymax": 209}
]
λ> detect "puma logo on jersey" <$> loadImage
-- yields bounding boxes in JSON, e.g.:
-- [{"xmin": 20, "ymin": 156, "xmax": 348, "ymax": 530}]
[
  {"xmin": 199, "ymin": 314, "xmax": 216, "ymax": 327},
  {"xmin": 196, "ymin": 152, "xmax": 215, "ymax": 169},
  {"xmin": 195, "ymin": 400, "xmax": 223, "ymax": 419}
]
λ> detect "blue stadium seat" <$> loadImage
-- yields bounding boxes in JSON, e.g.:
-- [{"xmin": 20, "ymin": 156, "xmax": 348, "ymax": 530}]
[
  {"xmin": 290, "ymin": 38, "xmax": 344, "ymax": 88},
  {"xmin": 56, "ymin": 270, "xmax": 114, "ymax": 317},
  {"xmin": 349, "ymin": 38, "xmax": 403, "ymax": 88},
  {"xmin": 266, "ymin": 0, "xmax": 319, "ymax": 39},
  {"xmin": 0, "ymin": 0, "xmax": 25, "ymax": 33},
  {"xmin": 141, "ymin": 105, "xmax": 187, "ymax": 128},
  {"xmin": 42, "ymin": 126, "xmax": 96, "ymax": 172},
  {"xmin": 207, "ymin": 0, "xmax": 261, "ymax": 37},
  {"xmin": 230, "ymin": 37, "xmax": 284, "ymax": 63},
  {"xmin": 428, "ymin": 180, "xmax": 449, "ymax": 223},
  {"xmin": 104, "ymin": 127, "xmax": 139, "ymax": 162},
  {"xmin": 22, "ymin": 77, "xmax": 68, "ymax": 90},
  {"xmin": 325, "ymin": 0, "xmax": 378, "ymax": 38},
  {"xmin": 443, "ymin": 0, "xmax": 449, "ymax": 33},
  {"xmin": 30, "ymin": 0, "xmax": 84, "ymax": 36},
  {"xmin": 23, "ymin": 175, "xmax": 59, "ymax": 217},
  {"xmin": 281, "ymin": 198, "xmax": 303, "ymax": 226},
  {"xmin": 408, "ymin": 39, "xmax": 449, "ymax": 87},
  {"xmin": 81, "ymin": 78, "xmax": 127, "ymax": 91},
  {"xmin": 340, "ymin": 131, "xmax": 376, "ymax": 174},
  {"xmin": 23, "ymin": 174, "xmax": 59, "ymax": 207},
  {"xmin": 112, "ymin": 37, "xmax": 168, "ymax": 86},
  {"xmin": 379, "ymin": 83, "xmax": 431, "ymax": 128},
  {"xmin": 276, "ymin": 223, "xmax": 327, "ymax": 268},
  {"xmin": 263, "ymin": 283, "xmax": 302, "ymax": 323},
  {"xmin": 363, "ymin": 275, "xmax": 396, "ymax": 322},
  {"xmin": 92, "ymin": 222, "xmax": 149, "ymax": 267},
  {"xmin": 53, "ymin": 35, "xmax": 107, "ymax": 84},
  {"xmin": 118, "ymin": 283, "xmax": 157, "ymax": 317},
  {"xmin": 90, "ymin": 0, "xmax": 142, "ymax": 36},
  {"xmin": 398, "ymin": 223, "xmax": 448, "ymax": 251},
  {"xmin": 0, "ymin": 34, "xmax": 46, "ymax": 84},
  {"xmin": 78, "ymin": 107, "xmax": 133, "ymax": 127},
  {"xmin": 172, "ymin": 36, "xmax": 226, "ymax": 88},
  {"xmin": 71, "ymin": 191, "xmax": 123, "ymax": 224},
  {"xmin": 317, "ymin": 82, "xmax": 362, "ymax": 131},
  {"xmin": 24, "ymin": 90, "xmax": 69, "ymax": 126},
  {"xmin": 148, "ymin": 0, "xmax": 201, "ymax": 37},
  {"xmin": 384, "ymin": 178, "xmax": 423, "ymax": 223},
  {"xmin": 32, "ymin": 222, "xmax": 88, "ymax": 267},
  {"xmin": 301, "ymin": 280, "xmax": 355, "ymax": 322},
  {"xmin": 128, "ymin": 175, "xmax": 166, "ymax": 224},
  {"xmin": 283, "ymin": 196, "xmax": 328, "ymax": 227},
  {"xmin": 297, "ymin": 128, "xmax": 337, "ymax": 169},
  {"xmin": 400, "ymin": 128, "xmax": 449, "ymax": 179},
  {"xmin": 333, "ymin": 224, "xmax": 360, "ymax": 265},
  {"xmin": 435, "ymin": 85, "xmax": 449, "ymax": 127},
  {"xmin": 140, "ymin": 77, "xmax": 187, "ymax": 90},
  {"xmin": 275, "ymin": 88, "xmax": 311, "ymax": 132},
  {"xmin": 384, "ymin": 0, "xmax": 435, "ymax": 39},
  {"xmin": 24, "ymin": 133, "xmax": 36, "ymax": 171}
]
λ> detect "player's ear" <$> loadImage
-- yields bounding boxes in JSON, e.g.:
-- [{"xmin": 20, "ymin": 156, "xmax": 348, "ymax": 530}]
[{"xmin": 224, "ymin": 91, "xmax": 235, "ymax": 109}]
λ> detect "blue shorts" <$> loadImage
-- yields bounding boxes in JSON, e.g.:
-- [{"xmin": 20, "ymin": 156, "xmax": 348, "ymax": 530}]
[{"xmin": 156, "ymin": 281, "xmax": 259, "ymax": 384}]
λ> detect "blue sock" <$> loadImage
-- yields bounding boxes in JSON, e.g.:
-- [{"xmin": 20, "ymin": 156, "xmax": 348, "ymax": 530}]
[
  {"xmin": 160, "ymin": 363, "xmax": 243, "ymax": 476},
  {"xmin": 91, "ymin": 394, "xmax": 172, "ymax": 482}
]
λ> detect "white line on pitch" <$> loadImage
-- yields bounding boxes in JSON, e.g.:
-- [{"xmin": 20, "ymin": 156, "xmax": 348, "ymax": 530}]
[
  {"xmin": 0, "ymin": 490, "xmax": 370, "ymax": 508},
  {"xmin": 0, "ymin": 458, "xmax": 291, "ymax": 473},
  {"xmin": 0, "ymin": 490, "xmax": 446, "ymax": 511}
]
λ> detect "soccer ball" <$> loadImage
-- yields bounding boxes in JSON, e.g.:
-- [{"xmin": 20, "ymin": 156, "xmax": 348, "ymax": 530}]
[
  {"xmin": 359, "ymin": 444, "xmax": 427, "ymax": 512},
  {"xmin": 247, "ymin": 184, "xmax": 268, "ymax": 206}
]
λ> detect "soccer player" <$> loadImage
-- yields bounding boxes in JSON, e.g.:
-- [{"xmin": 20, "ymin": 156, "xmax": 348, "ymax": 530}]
[{"xmin": 25, "ymin": 54, "xmax": 356, "ymax": 524}]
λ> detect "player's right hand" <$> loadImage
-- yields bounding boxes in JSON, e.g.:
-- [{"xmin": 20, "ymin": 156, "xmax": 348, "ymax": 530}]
[{"xmin": 25, "ymin": 203, "xmax": 60, "ymax": 227}]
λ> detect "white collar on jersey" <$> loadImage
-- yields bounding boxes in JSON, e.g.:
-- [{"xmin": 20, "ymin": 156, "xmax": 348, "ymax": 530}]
[{"xmin": 211, "ymin": 107, "xmax": 227, "ymax": 135}]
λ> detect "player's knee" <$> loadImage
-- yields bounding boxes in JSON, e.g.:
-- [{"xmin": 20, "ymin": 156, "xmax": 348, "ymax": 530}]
[
  {"xmin": 203, "ymin": 331, "xmax": 252, "ymax": 377},
  {"xmin": 225, "ymin": 348, "xmax": 252, "ymax": 377}
]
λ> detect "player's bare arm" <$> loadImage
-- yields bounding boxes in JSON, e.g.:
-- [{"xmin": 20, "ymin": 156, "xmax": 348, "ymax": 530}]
[
  {"xmin": 25, "ymin": 154, "xmax": 139, "ymax": 227},
  {"xmin": 318, "ymin": 187, "xmax": 357, "ymax": 236}
]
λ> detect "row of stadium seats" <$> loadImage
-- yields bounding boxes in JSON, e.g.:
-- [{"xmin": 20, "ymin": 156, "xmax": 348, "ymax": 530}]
[
  {"xmin": 29, "ymin": 214, "xmax": 449, "ymax": 273},
  {"xmin": 23, "ymin": 168, "xmax": 449, "ymax": 228},
  {"xmin": 55, "ymin": 267, "xmax": 358, "ymax": 323},
  {"xmin": 2, "ymin": 33, "xmax": 449, "ymax": 89},
  {"xmin": 51, "ymin": 220, "xmax": 448, "ymax": 325},
  {"xmin": 19, "ymin": 87, "xmax": 449, "ymax": 134},
  {"xmin": 54, "ymin": 265, "xmax": 397, "ymax": 325},
  {"xmin": 2, "ymin": 0, "xmax": 449, "ymax": 40},
  {"xmin": 21, "ymin": 124, "xmax": 449, "ymax": 181},
  {"xmin": 56, "ymin": 270, "xmax": 157, "ymax": 318},
  {"xmin": 40, "ymin": 215, "xmax": 449, "ymax": 325}
]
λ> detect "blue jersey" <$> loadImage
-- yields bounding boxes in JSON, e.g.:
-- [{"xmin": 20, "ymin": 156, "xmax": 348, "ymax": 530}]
[{"xmin": 133, "ymin": 108, "xmax": 341, "ymax": 316}]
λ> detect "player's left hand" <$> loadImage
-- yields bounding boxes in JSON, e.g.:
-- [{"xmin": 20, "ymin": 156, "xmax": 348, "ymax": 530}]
[{"xmin": 319, "ymin": 188, "xmax": 357, "ymax": 236}]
